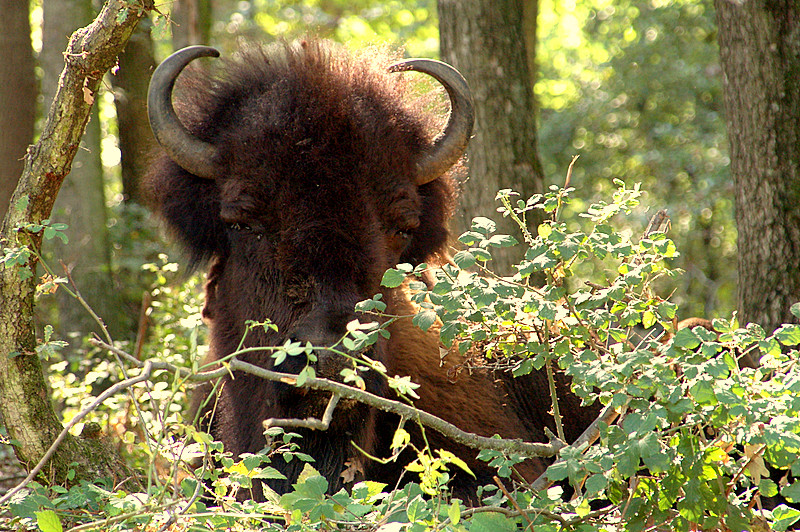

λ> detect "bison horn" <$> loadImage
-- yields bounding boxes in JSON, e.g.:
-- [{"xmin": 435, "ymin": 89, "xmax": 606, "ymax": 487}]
[
  {"xmin": 147, "ymin": 45, "xmax": 222, "ymax": 179},
  {"xmin": 389, "ymin": 59, "xmax": 474, "ymax": 186}
]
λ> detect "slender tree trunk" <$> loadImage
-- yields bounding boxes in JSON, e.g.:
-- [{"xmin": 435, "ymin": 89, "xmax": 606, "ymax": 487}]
[
  {"xmin": 438, "ymin": 0, "xmax": 545, "ymax": 275},
  {"xmin": 0, "ymin": 0, "xmax": 37, "ymax": 217},
  {"xmin": 42, "ymin": 0, "xmax": 130, "ymax": 341},
  {"xmin": 112, "ymin": 18, "xmax": 157, "ymax": 204},
  {"xmin": 714, "ymin": 0, "xmax": 800, "ymax": 332},
  {"xmin": 0, "ymin": 0, "xmax": 148, "ymax": 486},
  {"xmin": 171, "ymin": 0, "xmax": 212, "ymax": 49}
]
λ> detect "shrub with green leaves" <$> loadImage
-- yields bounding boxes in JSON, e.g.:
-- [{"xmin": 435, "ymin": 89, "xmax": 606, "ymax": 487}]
[{"xmin": 4, "ymin": 182, "xmax": 799, "ymax": 532}]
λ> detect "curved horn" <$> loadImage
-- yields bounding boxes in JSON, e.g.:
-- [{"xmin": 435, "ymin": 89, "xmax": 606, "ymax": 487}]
[
  {"xmin": 389, "ymin": 59, "xmax": 474, "ymax": 186},
  {"xmin": 148, "ymin": 45, "xmax": 222, "ymax": 179}
]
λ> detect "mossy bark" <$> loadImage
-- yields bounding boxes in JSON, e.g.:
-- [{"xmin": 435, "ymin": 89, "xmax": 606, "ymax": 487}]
[{"xmin": 0, "ymin": 0, "xmax": 151, "ymax": 485}]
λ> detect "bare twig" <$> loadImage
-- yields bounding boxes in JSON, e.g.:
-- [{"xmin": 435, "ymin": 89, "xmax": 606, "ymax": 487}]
[
  {"xmin": 564, "ymin": 155, "xmax": 579, "ymax": 190},
  {"xmin": 529, "ymin": 400, "xmax": 624, "ymax": 492},
  {"xmin": 643, "ymin": 210, "xmax": 670, "ymax": 238},
  {"xmin": 134, "ymin": 290, "xmax": 153, "ymax": 361},
  {"xmin": 494, "ymin": 476, "xmax": 533, "ymax": 529},
  {"xmin": 264, "ymin": 393, "xmax": 341, "ymax": 430}
]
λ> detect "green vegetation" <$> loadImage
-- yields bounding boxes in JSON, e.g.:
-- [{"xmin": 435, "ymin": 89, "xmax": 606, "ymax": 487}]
[
  {"xmin": 5, "ymin": 183, "xmax": 799, "ymax": 531},
  {"xmin": 2, "ymin": 1, "xmax": 788, "ymax": 530}
]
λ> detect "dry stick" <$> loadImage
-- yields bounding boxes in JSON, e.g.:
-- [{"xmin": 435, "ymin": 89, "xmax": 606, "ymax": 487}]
[
  {"xmin": 0, "ymin": 361, "xmax": 154, "ymax": 506},
  {"xmin": 89, "ymin": 338, "xmax": 564, "ymax": 460},
  {"xmin": 264, "ymin": 393, "xmax": 341, "ymax": 430},
  {"xmin": 529, "ymin": 400, "xmax": 624, "ymax": 492},
  {"xmin": 134, "ymin": 290, "xmax": 153, "ymax": 361},
  {"xmin": 494, "ymin": 475, "xmax": 534, "ymax": 530}
]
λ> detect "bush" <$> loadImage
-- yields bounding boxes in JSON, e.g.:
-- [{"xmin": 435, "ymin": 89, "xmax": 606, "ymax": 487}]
[{"xmin": 4, "ymin": 182, "xmax": 799, "ymax": 531}]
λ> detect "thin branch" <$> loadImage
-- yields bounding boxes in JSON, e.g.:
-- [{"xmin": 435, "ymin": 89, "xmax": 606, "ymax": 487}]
[
  {"xmin": 264, "ymin": 393, "xmax": 341, "ymax": 430},
  {"xmin": 89, "ymin": 338, "xmax": 564, "ymax": 459},
  {"xmin": 545, "ymin": 360, "xmax": 565, "ymax": 443},
  {"xmin": 529, "ymin": 400, "xmax": 624, "ymax": 492},
  {"xmin": 494, "ymin": 476, "xmax": 533, "ymax": 529}
]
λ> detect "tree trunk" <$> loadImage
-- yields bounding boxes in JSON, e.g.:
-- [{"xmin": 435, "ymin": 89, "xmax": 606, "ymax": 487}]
[
  {"xmin": 171, "ymin": 0, "xmax": 212, "ymax": 49},
  {"xmin": 714, "ymin": 0, "xmax": 800, "ymax": 332},
  {"xmin": 0, "ymin": 0, "xmax": 148, "ymax": 486},
  {"xmin": 438, "ymin": 0, "xmax": 545, "ymax": 275},
  {"xmin": 112, "ymin": 18, "xmax": 157, "ymax": 203},
  {"xmin": 0, "ymin": 0, "xmax": 37, "ymax": 217},
  {"xmin": 41, "ymin": 0, "xmax": 130, "ymax": 341}
]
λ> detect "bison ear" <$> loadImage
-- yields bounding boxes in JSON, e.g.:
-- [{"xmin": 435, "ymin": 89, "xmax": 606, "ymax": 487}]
[
  {"xmin": 401, "ymin": 174, "xmax": 460, "ymax": 265},
  {"xmin": 144, "ymin": 157, "xmax": 228, "ymax": 268}
]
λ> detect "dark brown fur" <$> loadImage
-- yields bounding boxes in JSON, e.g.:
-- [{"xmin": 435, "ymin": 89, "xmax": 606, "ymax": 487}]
[{"xmin": 145, "ymin": 40, "xmax": 594, "ymax": 499}]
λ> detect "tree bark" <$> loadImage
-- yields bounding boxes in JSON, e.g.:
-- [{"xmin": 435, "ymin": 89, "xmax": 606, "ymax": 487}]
[
  {"xmin": 171, "ymin": 0, "xmax": 212, "ymax": 49},
  {"xmin": 438, "ymin": 0, "xmax": 545, "ymax": 275},
  {"xmin": 0, "ymin": 0, "xmax": 149, "ymax": 485},
  {"xmin": 41, "ymin": 0, "xmax": 130, "ymax": 341},
  {"xmin": 0, "ymin": 0, "xmax": 37, "ymax": 218},
  {"xmin": 112, "ymin": 18, "xmax": 157, "ymax": 203},
  {"xmin": 714, "ymin": 0, "xmax": 800, "ymax": 332}
]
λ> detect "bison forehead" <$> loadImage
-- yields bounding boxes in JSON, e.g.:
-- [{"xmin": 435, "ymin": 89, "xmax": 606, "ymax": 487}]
[{"xmin": 179, "ymin": 42, "xmax": 439, "ymax": 183}]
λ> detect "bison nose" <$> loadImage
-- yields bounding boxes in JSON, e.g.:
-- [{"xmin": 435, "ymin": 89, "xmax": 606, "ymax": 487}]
[{"xmin": 285, "ymin": 312, "xmax": 351, "ymax": 379}]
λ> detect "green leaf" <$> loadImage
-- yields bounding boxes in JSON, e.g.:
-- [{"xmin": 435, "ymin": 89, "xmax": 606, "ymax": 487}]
[
  {"xmin": 672, "ymin": 327, "xmax": 701, "ymax": 349},
  {"xmin": 116, "ymin": 6, "xmax": 129, "ymax": 23},
  {"xmin": 585, "ymin": 473, "xmax": 608, "ymax": 495},
  {"xmin": 689, "ymin": 379, "xmax": 717, "ymax": 405},
  {"xmin": 36, "ymin": 510, "xmax": 63, "ymax": 532},
  {"xmin": 774, "ymin": 324, "xmax": 800, "ymax": 346},
  {"xmin": 487, "ymin": 234, "xmax": 518, "ymax": 248},
  {"xmin": 15, "ymin": 195, "xmax": 29, "ymax": 213},
  {"xmin": 252, "ymin": 466, "xmax": 287, "ymax": 480},
  {"xmin": 545, "ymin": 461, "xmax": 568, "ymax": 481},
  {"xmin": 791, "ymin": 302, "xmax": 800, "ymax": 319},
  {"xmin": 407, "ymin": 495, "xmax": 424, "ymax": 521},
  {"xmin": 453, "ymin": 250, "xmax": 476, "ymax": 269},
  {"xmin": 760, "ymin": 478, "xmax": 779, "ymax": 498},
  {"xmin": 448, "ymin": 501, "xmax": 461, "ymax": 525},
  {"xmin": 772, "ymin": 505, "xmax": 800, "ymax": 531},
  {"xmin": 467, "ymin": 511, "xmax": 519, "ymax": 532},
  {"xmin": 657, "ymin": 301, "xmax": 678, "ymax": 320},
  {"xmin": 412, "ymin": 310, "xmax": 437, "ymax": 332},
  {"xmin": 782, "ymin": 481, "xmax": 800, "ymax": 503},
  {"xmin": 381, "ymin": 268, "xmax": 406, "ymax": 288},
  {"xmin": 470, "ymin": 217, "xmax": 496, "ymax": 235}
]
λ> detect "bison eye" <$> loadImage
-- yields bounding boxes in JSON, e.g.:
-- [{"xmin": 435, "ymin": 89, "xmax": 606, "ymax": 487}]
[{"xmin": 226, "ymin": 221, "xmax": 272, "ymax": 242}]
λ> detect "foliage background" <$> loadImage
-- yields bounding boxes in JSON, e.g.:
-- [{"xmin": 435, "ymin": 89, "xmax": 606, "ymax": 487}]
[
  {"xmin": 96, "ymin": 0, "xmax": 732, "ymax": 323},
  {"xmin": 1, "ymin": 0, "xmax": 756, "ymax": 530}
]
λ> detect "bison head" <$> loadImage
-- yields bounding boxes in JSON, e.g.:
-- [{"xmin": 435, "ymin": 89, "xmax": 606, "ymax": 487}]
[{"xmin": 145, "ymin": 40, "xmax": 473, "ymax": 386}]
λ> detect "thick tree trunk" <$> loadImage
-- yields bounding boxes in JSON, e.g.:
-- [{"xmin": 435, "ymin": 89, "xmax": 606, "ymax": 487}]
[
  {"xmin": 0, "ymin": 0, "xmax": 148, "ymax": 485},
  {"xmin": 438, "ymin": 0, "xmax": 545, "ymax": 275},
  {"xmin": 0, "ymin": 0, "xmax": 37, "ymax": 217},
  {"xmin": 112, "ymin": 18, "xmax": 157, "ymax": 203},
  {"xmin": 714, "ymin": 0, "xmax": 800, "ymax": 332},
  {"xmin": 42, "ymin": 0, "xmax": 130, "ymax": 341}
]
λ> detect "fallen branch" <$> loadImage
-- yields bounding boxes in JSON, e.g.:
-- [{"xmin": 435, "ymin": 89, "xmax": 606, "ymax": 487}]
[{"xmin": 90, "ymin": 338, "xmax": 565, "ymax": 459}]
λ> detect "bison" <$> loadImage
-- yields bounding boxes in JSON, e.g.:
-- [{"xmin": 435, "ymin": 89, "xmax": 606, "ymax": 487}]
[{"xmin": 145, "ymin": 39, "xmax": 592, "ymax": 500}]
